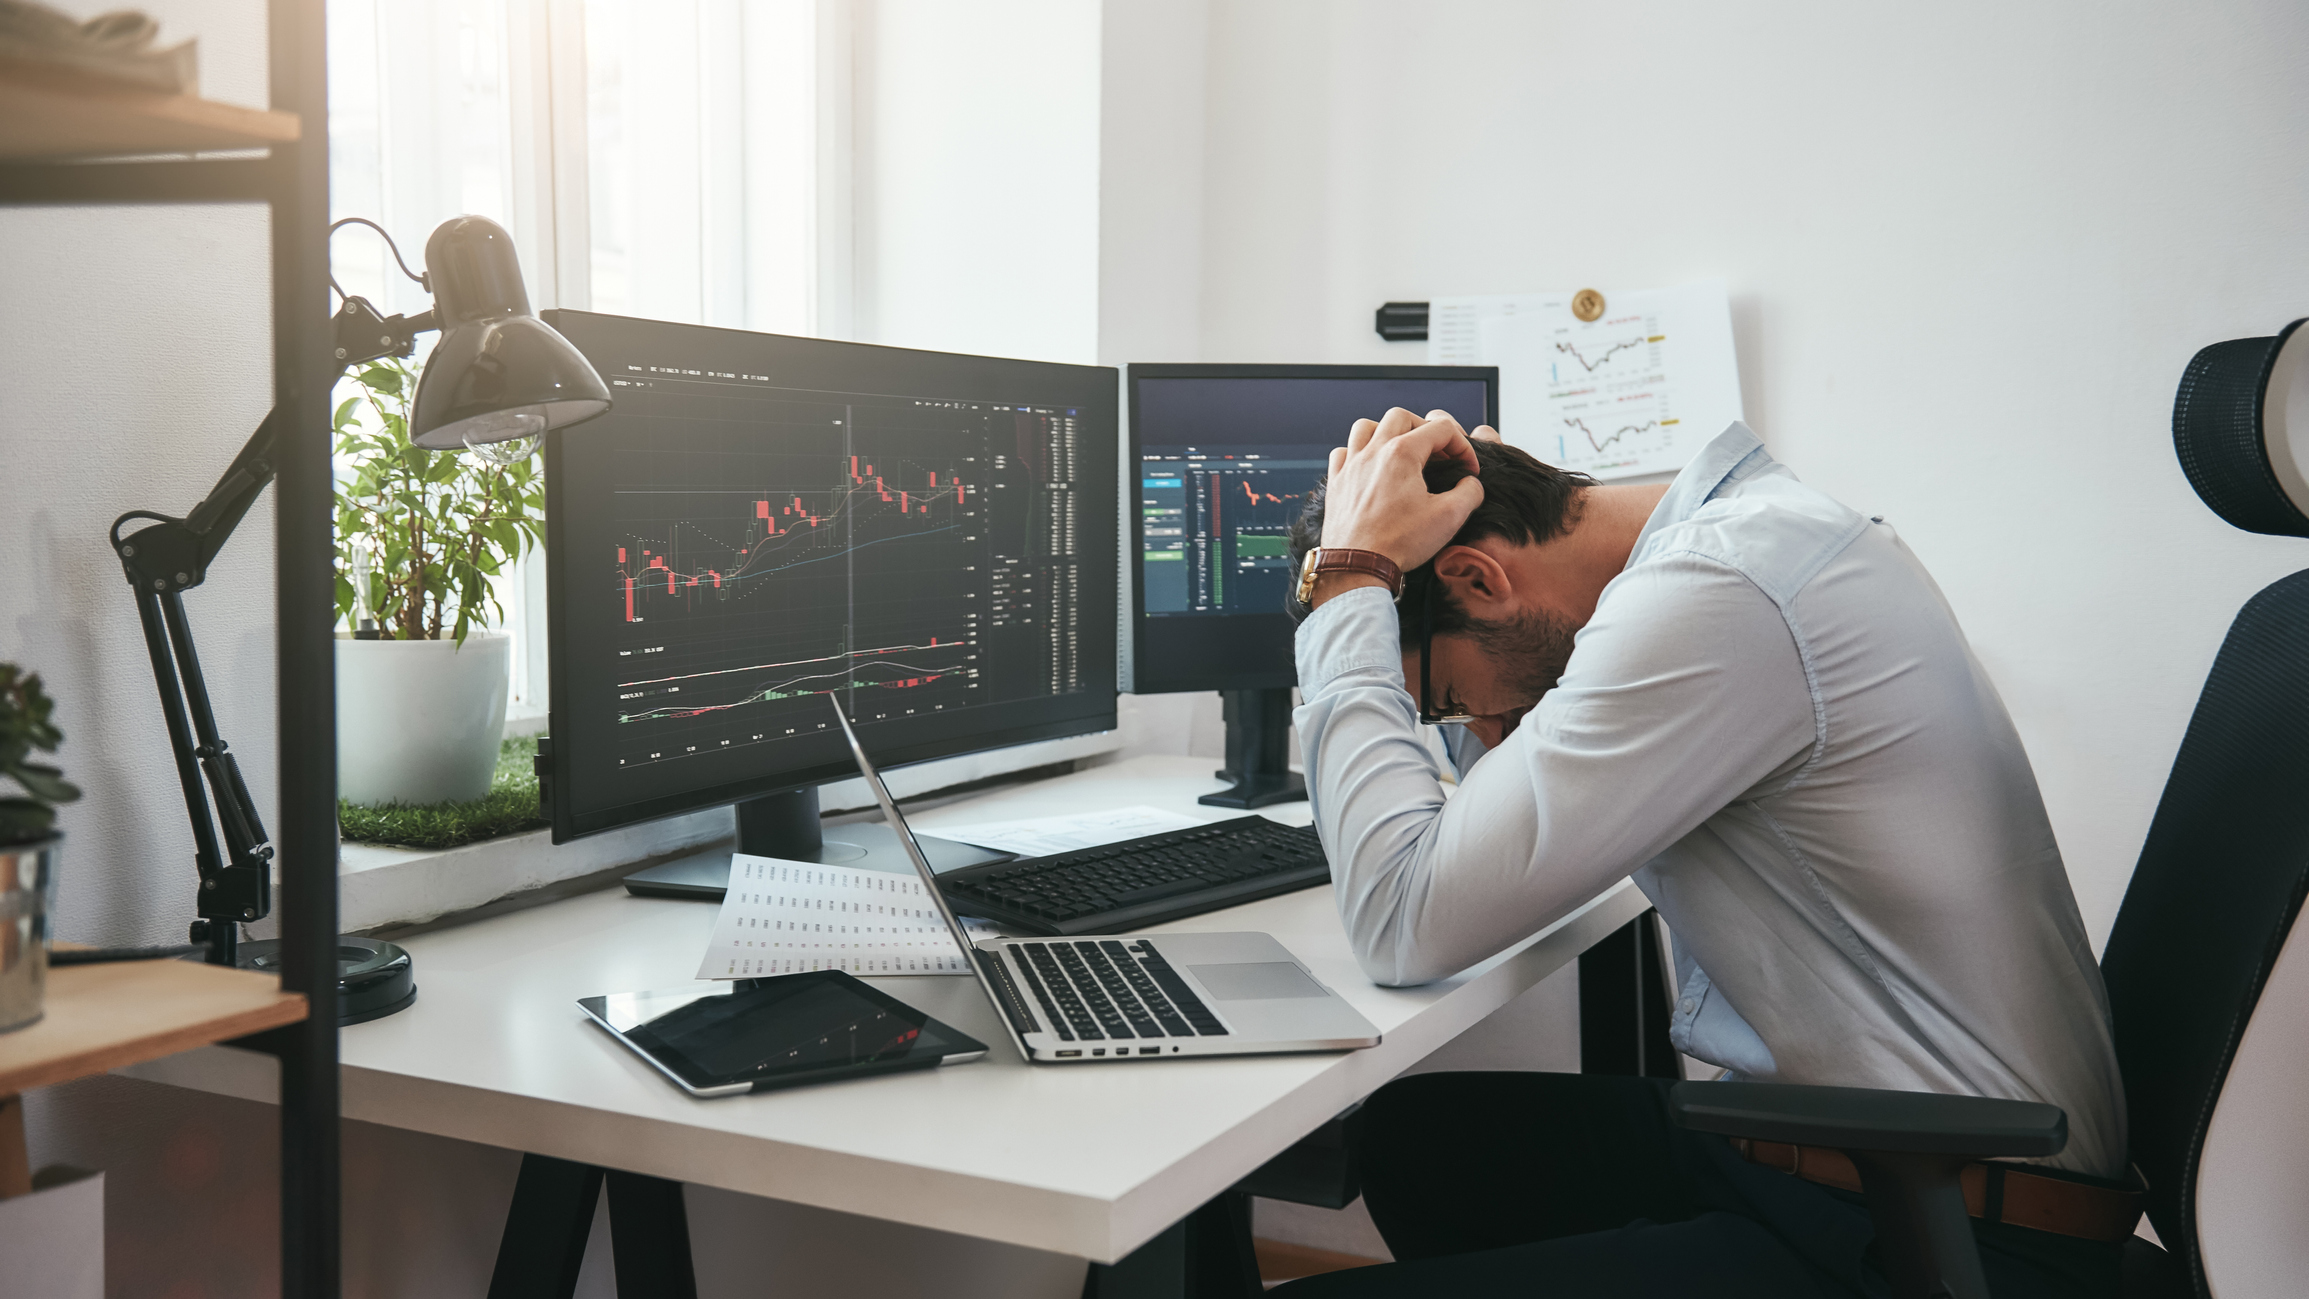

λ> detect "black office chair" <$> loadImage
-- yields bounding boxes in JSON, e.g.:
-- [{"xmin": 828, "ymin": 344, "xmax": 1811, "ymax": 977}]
[{"xmin": 1672, "ymin": 319, "xmax": 2309, "ymax": 1299}]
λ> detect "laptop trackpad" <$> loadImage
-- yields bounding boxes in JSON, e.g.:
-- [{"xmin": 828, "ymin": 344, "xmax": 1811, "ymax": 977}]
[{"xmin": 1188, "ymin": 961, "xmax": 1328, "ymax": 1000}]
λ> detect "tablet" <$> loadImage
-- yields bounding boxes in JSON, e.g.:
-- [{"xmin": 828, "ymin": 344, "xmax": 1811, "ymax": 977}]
[{"xmin": 579, "ymin": 970, "xmax": 989, "ymax": 1097}]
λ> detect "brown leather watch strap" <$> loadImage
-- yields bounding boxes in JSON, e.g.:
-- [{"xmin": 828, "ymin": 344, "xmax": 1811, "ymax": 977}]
[
  {"xmin": 1731, "ymin": 1139, "xmax": 2144, "ymax": 1244},
  {"xmin": 1296, "ymin": 547, "xmax": 1404, "ymax": 605}
]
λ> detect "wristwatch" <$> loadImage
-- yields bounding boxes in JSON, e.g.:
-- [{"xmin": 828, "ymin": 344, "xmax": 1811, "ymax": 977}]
[{"xmin": 1295, "ymin": 547, "xmax": 1405, "ymax": 606}]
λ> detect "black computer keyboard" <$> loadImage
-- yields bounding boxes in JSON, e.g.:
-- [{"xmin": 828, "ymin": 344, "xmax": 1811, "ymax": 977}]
[{"xmin": 937, "ymin": 815, "xmax": 1330, "ymax": 936}]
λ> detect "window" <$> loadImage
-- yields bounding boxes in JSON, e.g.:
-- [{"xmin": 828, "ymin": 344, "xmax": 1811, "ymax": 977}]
[{"xmin": 328, "ymin": 0, "xmax": 824, "ymax": 724}]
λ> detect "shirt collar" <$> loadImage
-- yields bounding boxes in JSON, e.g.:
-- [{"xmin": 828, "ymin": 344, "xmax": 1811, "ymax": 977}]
[{"xmin": 1629, "ymin": 421, "xmax": 1767, "ymax": 558}]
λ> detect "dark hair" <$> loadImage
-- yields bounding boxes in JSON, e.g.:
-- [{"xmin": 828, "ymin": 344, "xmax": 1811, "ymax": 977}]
[{"xmin": 1285, "ymin": 440, "xmax": 1595, "ymax": 647}]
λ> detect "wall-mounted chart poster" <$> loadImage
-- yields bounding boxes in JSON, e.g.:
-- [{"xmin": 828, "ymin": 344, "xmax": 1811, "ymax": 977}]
[{"xmin": 1428, "ymin": 280, "xmax": 1743, "ymax": 481}]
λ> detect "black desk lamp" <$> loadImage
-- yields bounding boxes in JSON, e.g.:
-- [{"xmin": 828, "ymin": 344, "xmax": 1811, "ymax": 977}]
[{"xmin": 110, "ymin": 215, "xmax": 611, "ymax": 1024}]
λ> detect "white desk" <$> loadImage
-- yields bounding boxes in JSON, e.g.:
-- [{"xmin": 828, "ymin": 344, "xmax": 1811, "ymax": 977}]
[{"xmin": 124, "ymin": 755, "xmax": 1645, "ymax": 1264}]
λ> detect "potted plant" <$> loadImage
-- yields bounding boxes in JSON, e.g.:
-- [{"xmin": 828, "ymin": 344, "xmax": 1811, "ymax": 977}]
[
  {"xmin": 1, "ymin": 665, "xmax": 81, "ymax": 1032},
  {"xmin": 333, "ymin": 357, "xmax": 544, "ymax": 806}
]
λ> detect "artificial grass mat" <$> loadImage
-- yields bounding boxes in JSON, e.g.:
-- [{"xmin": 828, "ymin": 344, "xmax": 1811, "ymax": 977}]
[{"xmin": 339, "ymin": 735, "xmax": 546, "ymax": 850}]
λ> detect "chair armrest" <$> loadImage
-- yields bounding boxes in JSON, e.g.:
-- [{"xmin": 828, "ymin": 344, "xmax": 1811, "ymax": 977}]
[{"xmin": 1667, "ymin": 1080, "xmax": 2067, "ymax": 1159}]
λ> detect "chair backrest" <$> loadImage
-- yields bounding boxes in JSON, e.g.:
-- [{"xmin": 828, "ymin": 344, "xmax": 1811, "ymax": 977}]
[{"xmin": 2100, "ymin": 569, "xmax": 2309, "ymax": 1297}]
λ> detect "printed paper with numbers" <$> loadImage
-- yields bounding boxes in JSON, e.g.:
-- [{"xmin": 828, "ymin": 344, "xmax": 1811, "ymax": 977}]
[{"xmin": 697, "ymin": 854, "xmax": 978, "ymax": 978}]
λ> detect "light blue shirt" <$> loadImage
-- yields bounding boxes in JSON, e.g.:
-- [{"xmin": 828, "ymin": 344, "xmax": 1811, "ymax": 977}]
[{"xmin": 1293, "ymin": 424, "xmax": 2125, "ymax": 1177}]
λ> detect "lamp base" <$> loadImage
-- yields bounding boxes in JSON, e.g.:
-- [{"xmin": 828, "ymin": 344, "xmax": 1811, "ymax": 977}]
[{"xmin": 234, "ymin": 936, "xmax": 416, "ymax": 1025}]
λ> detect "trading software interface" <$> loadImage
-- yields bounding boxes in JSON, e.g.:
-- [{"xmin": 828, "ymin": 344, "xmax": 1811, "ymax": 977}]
[
  {"xmin": 547, "ymin": 316, "xmax": 1111, "ymax": 817},
  {"xmin": 1135, "ymin": 376, "xmax": 1492, "ymax": 619}
]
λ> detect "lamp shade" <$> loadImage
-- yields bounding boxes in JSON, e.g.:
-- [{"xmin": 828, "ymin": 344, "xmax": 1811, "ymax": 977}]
[
  {"xmin": 409, "ymin": 215, "xmax": 612, "ymax": 451},
  {"xmin": 2172, "ymin": 318, "xmax": 2309, "ymax": 538}
]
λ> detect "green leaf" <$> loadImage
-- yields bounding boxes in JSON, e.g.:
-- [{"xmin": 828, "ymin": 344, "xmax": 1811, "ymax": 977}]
[
  {"xmin": 0, "ymin": 798, "xmax": 56, "ymax": 845},
  {"xmin": 12, "ymin": 763, "xmax": 80, "ymax": 804},
  {"xmin": 358, "ymin": 363, "xmax": 405, "ymax": 397}
]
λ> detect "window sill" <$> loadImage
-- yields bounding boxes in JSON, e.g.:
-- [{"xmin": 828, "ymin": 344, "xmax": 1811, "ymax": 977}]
[{"xmin": 314, "ymin": 729, "xmax": 1123, "ymax": 934}]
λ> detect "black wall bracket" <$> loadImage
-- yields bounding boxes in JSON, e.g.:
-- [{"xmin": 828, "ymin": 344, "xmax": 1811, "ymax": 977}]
[{"xmin": 1374, "ymin": 301, "xmax": 1430, "ymax": 342}]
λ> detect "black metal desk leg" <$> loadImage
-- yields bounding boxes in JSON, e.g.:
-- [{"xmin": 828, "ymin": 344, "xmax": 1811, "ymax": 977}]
[
  {"xmin": 1083, "ymin": 1220, "xmax": 1185, "ymax": 1299},
  {"xmin": 1081, "ymin": 1189, "xmax": 1260, "ymax": 1299},
  {"xmin": 488, "ymin": 1154, "xmax": 605, "ymax": 1299},
  {"xmin": 606, "ymin": 1170, "xmax": 700, "ymax": 1299}
]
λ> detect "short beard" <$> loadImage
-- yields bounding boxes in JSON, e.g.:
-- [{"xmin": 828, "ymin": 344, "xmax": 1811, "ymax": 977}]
[{"xmin": 1468, "ymin": 608, "xmax": 1580, "ymax": 705}]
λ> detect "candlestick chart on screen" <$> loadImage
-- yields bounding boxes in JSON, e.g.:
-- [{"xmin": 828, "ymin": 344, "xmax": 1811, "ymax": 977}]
[
  {"xmin": 1138, "ymin": 453, "xmax": 1325, "ymax": 616},
  {"xmin": 604, "ymin": 392, "xmax": 1084, "ymax": 771}
]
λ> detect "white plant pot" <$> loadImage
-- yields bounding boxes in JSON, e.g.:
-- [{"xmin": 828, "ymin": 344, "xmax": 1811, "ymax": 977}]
[{"xmin": 336, "ymin": 632, "xmax": 511, "ymax": 806}]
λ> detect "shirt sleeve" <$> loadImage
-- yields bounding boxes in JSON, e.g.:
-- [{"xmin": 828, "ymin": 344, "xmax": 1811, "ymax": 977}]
[{"xmin": 1291, "ymin": 554, "xmax": 1817, "ymax": 986}]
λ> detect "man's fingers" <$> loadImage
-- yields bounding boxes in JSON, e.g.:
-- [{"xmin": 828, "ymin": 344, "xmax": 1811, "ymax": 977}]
[
  {"xmin": 1346, "ymin": 418, "xmax": 1379, "ymax": 453},
  {"xmin": 1441, "ymin": 471, "xmax": 1486, "ymax": 516},
  {"xmin": 1371, "ymin": 407, "xmax": 1425, "ymax": 441},
  {"xmin": 1381, "ymin": 412, "xmax": 1480, "ymax": 475},
  {"xmin": 1327, "ymin": 447, "xmax": 1347, "ymax": 476},
  {"xmin": 1470, "ymin": 424, "xmax": 1503, "ymax": 444},
  {"xmin": 1413, "ymin": 412, "xmax": 1480, "ymax": 474}
]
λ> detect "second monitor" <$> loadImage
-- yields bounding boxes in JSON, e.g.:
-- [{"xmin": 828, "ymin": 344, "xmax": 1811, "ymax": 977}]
[{"xmin": 1125, "ymin": 364, "xmax": 1499, "ymax": 807}]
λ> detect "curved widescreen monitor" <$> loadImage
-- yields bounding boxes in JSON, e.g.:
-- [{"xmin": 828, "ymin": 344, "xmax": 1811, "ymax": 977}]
[
  {"xmin": 1125, "ymin": 364, "xmax": 1497, "ymax": 695},
  {"xmin": 541, "ymin": 311, "xmax": 1118, "ymax": 843}
]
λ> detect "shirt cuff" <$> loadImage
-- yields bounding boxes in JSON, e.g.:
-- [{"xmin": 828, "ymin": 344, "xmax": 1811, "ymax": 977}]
[{"xmin": 1294, "ymin": 586, "xmax": 1406, "ymax": 696}]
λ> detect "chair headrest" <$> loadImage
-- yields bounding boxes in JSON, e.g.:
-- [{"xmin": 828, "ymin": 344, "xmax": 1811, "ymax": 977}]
[{"xmin": 2173, "ymin": 318, "xmax": 2309, "ymax": 538}]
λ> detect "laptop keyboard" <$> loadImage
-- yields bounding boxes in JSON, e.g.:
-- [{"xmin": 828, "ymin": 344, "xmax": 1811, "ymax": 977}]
[
  {"xmin": 1006, "ymin": 939, "xmax": 1227, "ymax": 1045},
  {"xmin": 941, "ymin": 816, "xmax": 1329, "ymax": 935}
]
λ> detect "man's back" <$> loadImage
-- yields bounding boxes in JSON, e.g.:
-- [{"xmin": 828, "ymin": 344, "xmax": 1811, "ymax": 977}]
[
  {"xmin": 1294, "ymin": 423, "xmax": 2124, "ymax": 1176},
  {"xmin": 1626, "ymin": 428, "xmax": 2124, "ymax": 1178}
]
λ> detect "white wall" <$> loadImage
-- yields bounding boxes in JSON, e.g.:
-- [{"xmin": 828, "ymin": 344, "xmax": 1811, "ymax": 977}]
[
  {"xmin": 0, "ymin": 0, "xmax": 275, "ymax": 947},
  {"xmin": 849, "ymin": 0, "xmax": 1103, "ymax": 364}
]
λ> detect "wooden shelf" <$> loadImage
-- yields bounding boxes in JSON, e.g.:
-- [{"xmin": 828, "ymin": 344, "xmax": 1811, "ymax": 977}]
[
  {"xmin": 0, "ymin": 59, "xmax": 299, "ymax": 163},
  {"xmin": 0, "ymin": 953, "xmax": 305, "ymax": 1096}
]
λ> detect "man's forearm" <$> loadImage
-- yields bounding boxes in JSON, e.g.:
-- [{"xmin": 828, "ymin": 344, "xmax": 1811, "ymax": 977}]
[{"xmin": 1293, "ymin": 587, "xmax": 1533, "ymax": 985}]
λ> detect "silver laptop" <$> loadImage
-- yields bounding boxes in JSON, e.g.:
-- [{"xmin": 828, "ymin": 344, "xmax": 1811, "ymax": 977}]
[{"xmin": 831, "ymin": 703, "xmax": 1380, "ymax": 1063}]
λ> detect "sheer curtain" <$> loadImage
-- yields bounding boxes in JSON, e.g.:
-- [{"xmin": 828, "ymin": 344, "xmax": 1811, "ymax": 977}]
[{"xmin": 329, "ymin": 0, "xmax": 822, "ymax": 725}]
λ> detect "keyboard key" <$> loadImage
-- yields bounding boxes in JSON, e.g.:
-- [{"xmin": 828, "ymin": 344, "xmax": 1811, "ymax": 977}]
[{"xmin": 1112, "ymin": 877, "xmax": 1217, "ymax": 906}]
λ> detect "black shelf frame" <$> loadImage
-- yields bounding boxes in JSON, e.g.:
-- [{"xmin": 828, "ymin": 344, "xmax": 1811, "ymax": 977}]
[{"xmin": 0, "ymin": 3, "xmax": 340, "ymax": 1296}]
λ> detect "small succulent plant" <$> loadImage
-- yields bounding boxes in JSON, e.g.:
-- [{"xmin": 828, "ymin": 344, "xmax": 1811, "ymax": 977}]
[{"xmin": 0, "ymin": 665, "xmax": 81, "ymax": 846}]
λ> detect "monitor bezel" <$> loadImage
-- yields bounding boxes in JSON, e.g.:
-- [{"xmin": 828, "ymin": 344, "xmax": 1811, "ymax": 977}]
[
  {"xmin": 542, "ymin": 310, "xmax": 1120, "ymax": 844},
  {"xmin": 1123, "ymin": 363, "xmax": 1499, "ymax": 695}
]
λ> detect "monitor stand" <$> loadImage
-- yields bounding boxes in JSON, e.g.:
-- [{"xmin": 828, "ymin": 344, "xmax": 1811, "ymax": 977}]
[
  {"xmin": 621, "ymin": 785, "xmax": 1009, "ymax": 901},
  {"xmin": 1199, "ymin": 687, "xmax": 1309, "ymax": 809}
]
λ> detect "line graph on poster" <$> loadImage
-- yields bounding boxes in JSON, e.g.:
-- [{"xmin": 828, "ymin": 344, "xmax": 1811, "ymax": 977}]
[
  {"xmin": 1426, "ymin": 280, "xmax": 1742, "ymax": 480},
  {"xmin": 1554, "ymin": 336, "xmax": 1650, "ymax": 374},
  {"xmin": 1563, "ymin": 417, "xmax": 1670, "ymax": 454}
]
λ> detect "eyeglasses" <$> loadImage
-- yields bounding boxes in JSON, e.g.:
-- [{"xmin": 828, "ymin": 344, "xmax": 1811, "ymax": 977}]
[{"xmin": 1417, "ymin": 576, "xmax": 1475, "ymax": 726}]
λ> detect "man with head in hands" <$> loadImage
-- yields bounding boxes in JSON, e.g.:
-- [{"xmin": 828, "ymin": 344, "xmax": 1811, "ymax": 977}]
[{"xmin": 1273, "ymin": 411, "xmax": 2127, "ymax": 1298}]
